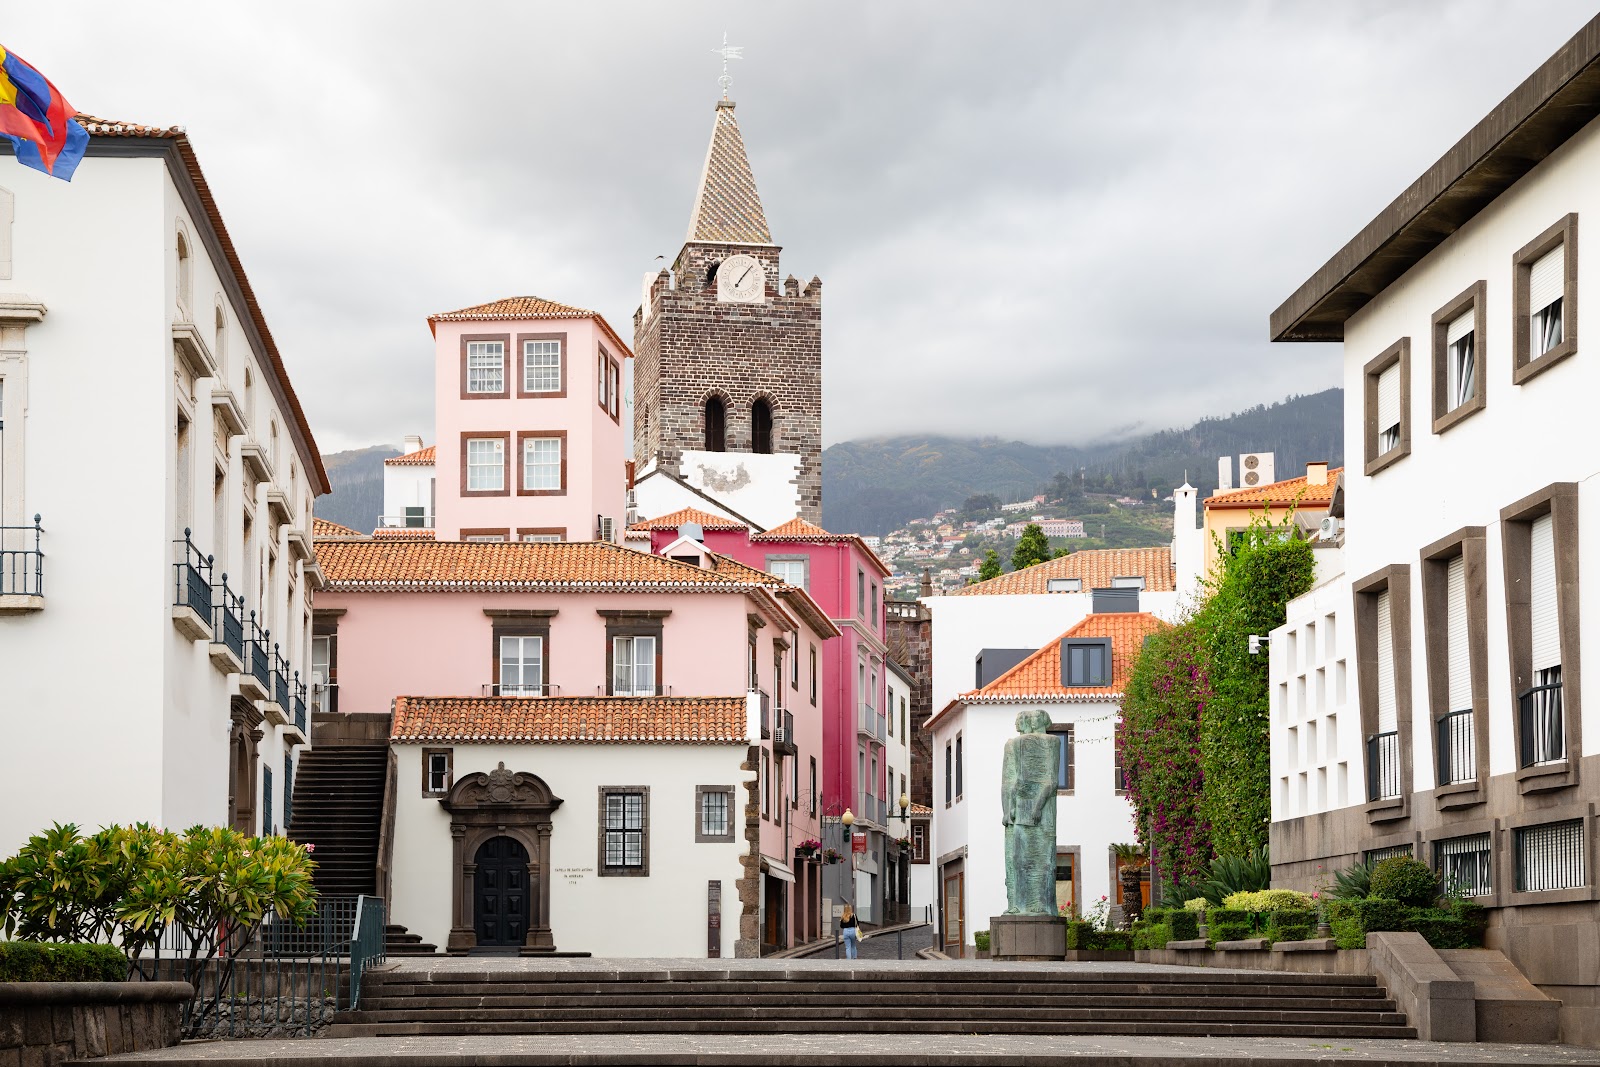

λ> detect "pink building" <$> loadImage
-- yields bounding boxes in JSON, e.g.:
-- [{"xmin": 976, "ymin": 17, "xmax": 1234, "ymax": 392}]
[
  {"xmin": 640, "ymin": 508, "xmax": 905, "ymax": 924},
  {"xmin": 427, "ymin": 296, "xmax": 632, "ymax": 543},
  {"xmin": 316, "ymin": 536, "xmax": 835, "ymax": 955}
]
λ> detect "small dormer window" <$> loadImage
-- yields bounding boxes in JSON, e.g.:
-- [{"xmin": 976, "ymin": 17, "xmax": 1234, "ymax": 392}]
[
  {"xmin": 1061, "ymin": 638, "xmax": 1111, "ymax": 687},
  {"xmin": 1047, "ymin": 578, "xmax": 1081, "ymax": 593},
  {"xmin": 1112, "ymin": 576, "xmax": 1145, "ymax": 590}
]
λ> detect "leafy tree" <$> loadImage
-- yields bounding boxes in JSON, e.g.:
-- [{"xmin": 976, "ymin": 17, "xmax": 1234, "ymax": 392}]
[
  {"xmin": 1011, "ymin": 523, "xmax": 1051, "ymax": 570},
  {"xmin": 962, "ymin": 493, "xmax": 999, "ymax": 515},
  {"xmin": 978, "ymin": 549, "xmax": 1002, "ymax": 582},
  {"xmin": 1052, "ymin": 546, "xmax": 1071, "ymax": 559}
]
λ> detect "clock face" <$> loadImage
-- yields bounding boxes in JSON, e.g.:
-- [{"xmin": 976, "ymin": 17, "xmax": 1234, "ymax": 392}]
[{"xmin": 717, "ymin": 254, "xmax": 765, "ymax": 303}]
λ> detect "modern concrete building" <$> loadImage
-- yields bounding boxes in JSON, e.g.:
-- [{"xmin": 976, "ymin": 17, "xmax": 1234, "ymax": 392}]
[
  {"xmin": 1267, "ymin": 14, "xmax": 1600, "ymax": 1044},
  {"xmin": 0, "ymin": 116, "xmax": 327, "ymax": 854}
]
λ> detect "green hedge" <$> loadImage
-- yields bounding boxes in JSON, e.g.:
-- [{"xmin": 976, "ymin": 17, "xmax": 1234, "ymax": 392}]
[
  {"xmin": 0, "ymin": 942, "xmax": 125, "ymax": 982},
  {"xmin": 1144, "ymin": 907, "xmax": 1199, "ymax": 941},
  {"xmin": 1354, "ymin": 897, "xmax": 1406, "ymax": 932},
  {"xmin": 1132, "ymin": 921, "xmax": 1172, "ymax": 950},
  {"xmin": 1329, "ymin": 898, "xmax": 1487, "ymax": 949},
  {"xmin": 1266, "ymin": 909, "xmax": 1316, "ymax": 943},
  {"xmin": 1065, "ymin": 921, "xmax": 1133, "ymax": 951}
]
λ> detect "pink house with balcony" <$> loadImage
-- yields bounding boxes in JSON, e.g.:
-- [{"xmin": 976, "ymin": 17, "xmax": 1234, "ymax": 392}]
[{"xmin": 639, "ymin": 508, "xmax": 906, "ymax": 925}]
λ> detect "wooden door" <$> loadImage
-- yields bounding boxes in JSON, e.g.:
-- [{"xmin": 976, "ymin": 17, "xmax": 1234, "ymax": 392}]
[{"xmin": 474, "ymin": 836, "xmax": 531, "ymax": 947}]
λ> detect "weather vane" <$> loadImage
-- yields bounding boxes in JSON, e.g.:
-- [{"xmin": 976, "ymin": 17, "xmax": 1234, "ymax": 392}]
[{"xmin": 711, "ymin": 32, "xmax": 743, "ymax": 100}]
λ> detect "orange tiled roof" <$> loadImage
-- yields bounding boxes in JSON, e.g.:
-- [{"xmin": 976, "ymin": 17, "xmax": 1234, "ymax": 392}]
[
  {"xmin": 372, "ymin": 527, "xmax": 437, "ymax": 541},
  {"xmin": 392, "ymin": 695, "xmax": 747, "ymax": 744},
  {"xmin": 312, "ymin": 517, "xmax": 363, "ymax": 539},
  {"xmin": 909, "ymin": 802, "xmax": 934, "ymax": 817},
  {"xmin": 426, "ymin": 296, "xmax": 633, "ymax": 358},
  {"xmin": 966, "ymin": 612, "xmax": 1167, "ymax": 703},
  {"xmin": 629, "ymin": 506, "xmax": 749, "ymax": 532},
  {"xmin": 948, "ymin": 548, "xmax": 1175, "ymax": 596},
  {"xmin": 705, "ymin": 552, "xmax": 783, "ymax": 585},
  {"xmin": 385, "ymin": 445, "xmax": 435, "ymax": 466},
  {"xmin": 1206, "ymin": 467, "xmax": 1343, "ymax": 510},
  {"xmin": 77, "ymin": 116, "xmax": 330, "ymax": 495},
  {"xmin": 319, "ymin": 538, "xmax": 777, "ymax": 592},
  {"xmin": 752, "ymin": 517, "xmax": 893, "ymax": 577}
]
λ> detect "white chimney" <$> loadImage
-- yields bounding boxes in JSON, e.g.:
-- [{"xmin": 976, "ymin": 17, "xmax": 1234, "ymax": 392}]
[
  {"xmin": 1306, "ymin": 461, "xmax": 1329, "ymax": 486},
  {"xmin": 1172, "ymin": 481, "xmax": 1203, "ymax": 605},
  {"xmin": 402, "ymin": 434, "xmax": 424, "ymax": 455},
  {"xmin": 1217, "ymin": 456, "xmax": 1233, "ymax": 493}
]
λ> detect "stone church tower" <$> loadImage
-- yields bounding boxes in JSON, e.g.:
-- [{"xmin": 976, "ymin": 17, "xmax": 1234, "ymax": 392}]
[{"xmin": 632, "ymin": 98, "xmax": 822, "ymax": 526}]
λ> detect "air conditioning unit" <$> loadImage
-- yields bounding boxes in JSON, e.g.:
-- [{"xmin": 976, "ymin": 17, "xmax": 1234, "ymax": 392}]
[
  {"xmin": 598, "ymin": 516, "xmax": 617, "ymax": 543},
  {"xmin": 1239, "ymin": 452, "xmax": 1276, "ymax": 487},
  {"xmin": 773, "ymin": 727, "xmax": 789, "ymax": 745},
  {"xmin": 1318, "ymin": 515, "xmax": 1342, "ymax": 541}
]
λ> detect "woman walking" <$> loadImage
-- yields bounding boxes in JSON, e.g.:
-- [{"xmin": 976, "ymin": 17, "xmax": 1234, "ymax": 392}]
[{"xmin": 840, "ymin": 904, "xmax": 860, "ymax": 959}]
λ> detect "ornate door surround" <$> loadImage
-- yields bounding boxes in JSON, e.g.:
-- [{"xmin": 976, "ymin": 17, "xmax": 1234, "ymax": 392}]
[{"xmin": 441, "ymin": 762, "xmax": 563, "ymax": 953}]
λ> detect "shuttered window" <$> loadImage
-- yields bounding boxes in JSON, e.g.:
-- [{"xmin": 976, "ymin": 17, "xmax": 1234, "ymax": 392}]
[
  {"xmin": 1376, "ymin": 590, "xmax": 1396, "ymax": 732},
  {"xmin": 1531, "ymin": 514, "xmax": 1559, "ymax": 672},
  {"xmin": 1529, "ymin": 246, "xmax": 1565, "ymax": 357},
  {"xmin": 1377, "ymin": 364, "xmax": 1401, "ymax": 453},
  {"xmin": 1446, "ymin": 310, "xmax": 1476, "ymax": 410},
  {"xmin": 1446, "ymin": 556, "xmax": 1471, "ymax": 712},
  {"xmin": 1436, "ymin": 832, "xmax": 1492, "ymax": 897},
  {"xmin": 1516, "ymin": 819, "xmax": 1585, "ymax": 893}
]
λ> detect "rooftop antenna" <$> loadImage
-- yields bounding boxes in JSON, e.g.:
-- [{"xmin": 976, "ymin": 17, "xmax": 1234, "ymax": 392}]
[{"xmin": 711, "ymin": 32, "xmax": 743, "ymax": 99}]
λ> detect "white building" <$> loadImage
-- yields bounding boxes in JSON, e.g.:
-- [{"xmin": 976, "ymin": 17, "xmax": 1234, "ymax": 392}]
[
  {"xmin": 1267, "ymin": 16, "xmax": 1600, "ymax": 1044},
  {"xmin": 381, "ymin": 435, "xmax": 434, "ymax": 530},
  {"xmin": 926, "ymin": 610, "xmax": 1163, "ymax": 956},
  {"xmin": 0, "ymin": 117, "xmax": 327, "ymax": 854}
]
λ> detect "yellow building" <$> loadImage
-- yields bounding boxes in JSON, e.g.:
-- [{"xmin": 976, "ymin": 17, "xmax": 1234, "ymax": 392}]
[{"xmin": 1201, "ymin": 462, "xmax": 1341, "ymax": 578}]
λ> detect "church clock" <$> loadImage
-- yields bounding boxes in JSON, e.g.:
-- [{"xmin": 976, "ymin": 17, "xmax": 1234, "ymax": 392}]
[{"xmin": 716, "ymin": 254, "xmax": 765, "ymax": 304}]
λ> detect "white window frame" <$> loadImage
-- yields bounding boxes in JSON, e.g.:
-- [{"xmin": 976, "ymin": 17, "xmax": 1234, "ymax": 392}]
[
  {"xmin": 522, "ymin": 339, "xmax": 562, "ymax": 393},
  {"xmin": 612, "ymin": 635, "xmax": 658, "ymax": 697},
  {"xmin": 522, "ymin": 436, "xmax": 562, "ymax": 492},
  {"xmin": 466, "ymin": 340, "xmax": 505, "ymax": 394},
  {"xmin": 466, "ymin": 438, "xmax": 505, "ymax": 492},
  {"xmin": 499, "ymin": 634, "xmax": 543, "ymax": 696}
]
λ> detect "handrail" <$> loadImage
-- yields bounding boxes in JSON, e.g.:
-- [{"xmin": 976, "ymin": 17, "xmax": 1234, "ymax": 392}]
[
  {"xmin": 1517, "ymin": 681, "xmax": 1564, "ymax": 767},
  {"xmin": 172, "ymin": 529, "xmax": 214, "ymax": 623},
  {"xmin": 213, "ymin": 574, "xmax": 246, "ymax": 661},
  {"xmin": 482, "ymin": 682, "xmax": 562, "ymax": 696},
  {"xmin": 0, "ymin": 514, "xmax": 44, "ymax": 597},
  {"xmin": 1366, "ymin": 730, "xmax": 1400, "ymax": 801},
  {"xmin": 1436, "ymin": 709, "xmax": 1476, "ymax": 786}
]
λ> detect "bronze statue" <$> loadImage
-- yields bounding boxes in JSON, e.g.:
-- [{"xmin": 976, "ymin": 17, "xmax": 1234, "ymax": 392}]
[{"xmin": 1001, "ymin": 709, "xmax": 1059, "ymax": 915}]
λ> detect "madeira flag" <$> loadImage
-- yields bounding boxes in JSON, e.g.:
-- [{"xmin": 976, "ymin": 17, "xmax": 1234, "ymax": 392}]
[{"xmin": 0, "ymin": 45, "xmax": 87, "ymax": 181}]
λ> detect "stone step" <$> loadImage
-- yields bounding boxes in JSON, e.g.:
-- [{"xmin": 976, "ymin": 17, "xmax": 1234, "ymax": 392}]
[
  {"xmin": 364, "ymin": 979, "xmax": 1387, "ymax": 999},
  {"xmin": 357, "ymin": 992, "xmax": 1398, "ymax": 1012},
  {"xmin": 340, "ymin": 1006, "xmax": 1410, "ymax": 1026},
  {"xmin": 323, "ymin": 1019, "xmax": 1417, "ymax": 1039}
]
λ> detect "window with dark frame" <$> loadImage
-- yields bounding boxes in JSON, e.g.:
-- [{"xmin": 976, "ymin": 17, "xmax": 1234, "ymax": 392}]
[
  {"xmin": 601, "ymin": 788, "xmax": 647, "ymax": 874},
  {"xmin": 955, "ymin": 733, "xmax": 964, "ymax": 799},
  {"xmin": 1113, "ymin": 721, "xmax": 1126, "ymax": 792},
  {"xmin": 1062, "ymin": 639, "xmax": 1111, "ymax": 687},
  {"xmin": 1515, "ymin": 819, "xmax": 1585, "ymax": 893},
  {"xmin": 1363, "ymin": 339, "xmax": 1411, "ymax": 474},
  {"xmin": 1512, "ymin": 217, "xmax": 1576, "ymax": 381},
  {"xmin": 423, "ymin": 749, "xmax": 453, "ymax": 796},
  {"xmin": 1435, "ymin": 832, "xmax": 1491, "ymax": 897},
  {"xmin": 808, "ymin": 756, "xmax": 817, "ymax": 814},
  {"xmin": 1050, "ymin": 724, "xmax": 1076, "ymax": 791},
  {"xmin": 466, "ymin": 340, "xmax": 505, "ymax": 394},
  {"xmin": 696, "ymin": 786, "xmax": 734, "ymax": 842},
  {"xmin": 522, "ymin": 338, "xmax": 561, "ymax": 393},
  {"xmin": 809, "ymin": 645, "xmax": 817, "ymax": 704},
  {"xmin": 912, "ymin": 822, "xmax": 927, "ymax": 862},
  {"xmin": 944, "ymin": 742, "xmax": 952, "ymax": 806}
]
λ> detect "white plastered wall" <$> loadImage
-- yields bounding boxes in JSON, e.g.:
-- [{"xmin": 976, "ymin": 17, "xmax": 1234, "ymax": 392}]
[{"xmin": 1270, "ymin": 559, "xmax": 1360, "ymax": 821}]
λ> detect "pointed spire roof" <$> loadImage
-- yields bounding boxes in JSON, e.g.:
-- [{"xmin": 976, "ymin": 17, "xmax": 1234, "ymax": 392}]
[{"xmin": 686, "ymin": 101, "xmax": 772, "ymax": 245}]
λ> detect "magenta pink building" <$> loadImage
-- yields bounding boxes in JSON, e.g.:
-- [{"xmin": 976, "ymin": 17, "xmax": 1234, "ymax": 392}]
[{"xmin": 641, "ymin": 507, "xmax": 902, "ymax": 923}]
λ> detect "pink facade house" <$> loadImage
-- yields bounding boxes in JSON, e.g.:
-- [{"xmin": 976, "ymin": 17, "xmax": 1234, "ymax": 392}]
[
  {"xmin": 640, "ymin": 508, "xmax": 904, "ymax": 925},
  {"xmin": 425, "ymin": 296, "xmax": 632, "ymax": 543}
]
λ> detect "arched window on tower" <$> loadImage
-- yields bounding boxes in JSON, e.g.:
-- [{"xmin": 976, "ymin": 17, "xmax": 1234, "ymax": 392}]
[
  {"xmin": 752, "ymin": 397, "xmax": 774, "ymax": 455},
  {"xmin": 704, "ymin": 396, "xmax": 726, "ymax": 453}
]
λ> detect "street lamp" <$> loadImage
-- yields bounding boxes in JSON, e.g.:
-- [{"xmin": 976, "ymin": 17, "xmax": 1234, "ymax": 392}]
[{"xmin": 835, "ymin": 809, "xmax": 857, "ymax": 959}]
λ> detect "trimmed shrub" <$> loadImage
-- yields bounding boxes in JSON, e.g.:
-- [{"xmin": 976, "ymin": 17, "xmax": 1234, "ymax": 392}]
[
  {"xmin": 1354, "ymin": 897, "xmax": 1406, "ymax": 932},
  {"xmin": 1167, "ymin": 908, "xmax": 1201, "ymax": 941},
  {"xmin": 1205, "ymin": 907, "xmax": 1255, "ymax": 944},
  {"xmin": 0, "ymin": 941, "xmax": 125, "ymax": 982},
  {"xmin": 1266, "ymin": 909, "xmax": 1316, "ymax": 944},
  {"xmin": 1183, "ymin": 898, "xmax": 1210, "ymax": 913},
  {"xmin": 1368, "ymin": 857, "xmax": 1439, "ymax": 907},
  {"xmin": 973, "ymin": 930, "xmax": 990, "ymax": 952},
  {"xmin": 1401, "ymin": 910, "xmax": 1472, "ymax": 949},
  {"xmin": 1065, "ymin": 921, "xmax": 1134, "ymax": 951},
  {"xmin": 1222, "ymin": 889, "xmax": 1315, "ymax": 913},
  {"xmin": 1323, "ymin": 899, "xmax": 1364, "ymax": 949},
  {"xmin": 1132, "ymin": 921, "xmax": 1172, "ymax": 950}
]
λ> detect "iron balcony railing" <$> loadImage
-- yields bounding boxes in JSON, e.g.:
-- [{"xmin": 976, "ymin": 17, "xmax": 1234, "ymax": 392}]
[
  {"xmin": 273, "ymin": 646, "xmax": 291, "ymax": 708},
  {"xmin": 248, "ymin": 613, "xmax": 272, "ymax": 693},
  {"xmin": 310, "ymin": 681, "xmax": 338, "ymax": 714},
  {"xmin": 483, "ymin": 682, "xmax": 562, "ymax": 697},
  {"xmin": 378, "ymin": 513, "xmax": 434, "ymax": 529},
  {"xmin": 0, "ymin": 514, "xmax": 44, "ymax": 597},
  {"xmin": 1366, "ymin": 730, "xmax": 1401, "ymax": 801},
  {"xmin": 1437, "ymin": 709, "xmax": 1476, "ymax": 786},
  {"xmin": 1519, "ymin": 681, "xmax": 1565, "ymax": 768},
  {"xmin": 172, "ymin": 529, "xmax": 214, "ymax": 625},
  {"xmin": 213, "ymin": 574, "xmax": 246, "ymax": 662},
  {"xmin": 292, "ymin": 674, "xmax": 308, "ymax": 735},
  {"xmin": 774, "ymin": 709, "xmax": 797, "ymax": 755}
]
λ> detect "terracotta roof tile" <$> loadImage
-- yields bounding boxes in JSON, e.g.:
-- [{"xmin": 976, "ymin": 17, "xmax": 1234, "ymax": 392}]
[
  {"xmin": 909, "ymin": 802, "xmax": 934, "ymax": 817},
  {"xmin": 392, "ymin": 695, "xmax": 747, "ymax": 744},
  {"xmin": 629, "ymin": 506, "xmax": 749, "ymax": 531},
  {"xmin": 319, "ymin": 538, "xmax": 777, "ymax": 592},
  {"xmin": 372, "ymin": 528, "xmax": 436, "ymax": 541},
  {"xmin": 76, "ymin": 115, "xmax": 330, "ymax": 495},
  {"xmin": 312, "ymin": 517, "xmax": 363, "ymax": 539},
  {"xmin": 751, "ymin": 517, "xmax": 893, "ymax": 577},
  {"xmin": 948, "ymin": 548, "xmax": 1175, "ymax": 596},
  {"xmin": 426, "ymin": 296, "xmax": 632, "ymax": 357},
  {"xmin": 385, "ymin": 445, "xmax": 435, "ymax": 466},
  {"xmin": 688, "ymin": 102, "xmax": 772, "ymax": 244},
  {"xmin": 1206, "ymin": 468, "xmax": 1343, "ymax": 510}
]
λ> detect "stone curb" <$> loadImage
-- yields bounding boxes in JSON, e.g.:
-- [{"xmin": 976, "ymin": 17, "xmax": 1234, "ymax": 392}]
[{"xmin": 0, "ymin": 980, "xmax": 194, "ymax": 1004}]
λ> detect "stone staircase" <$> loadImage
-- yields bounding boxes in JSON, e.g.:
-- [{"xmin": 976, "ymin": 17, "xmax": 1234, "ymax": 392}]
[{"xmin": 327, "ymin": 964, "xmax": 1417, "ymax": 1038}]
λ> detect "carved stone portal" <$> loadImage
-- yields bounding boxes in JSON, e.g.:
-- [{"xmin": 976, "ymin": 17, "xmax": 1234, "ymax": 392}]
[{"xmin": 440, "ymin": 762, "xmax": 563, "ymax": 954}]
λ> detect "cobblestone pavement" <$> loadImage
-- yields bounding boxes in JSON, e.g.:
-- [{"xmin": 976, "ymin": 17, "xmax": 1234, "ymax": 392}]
[{"xmin": 75, "ymin": 1032, "xmax": 1600, "ymax": 1065}]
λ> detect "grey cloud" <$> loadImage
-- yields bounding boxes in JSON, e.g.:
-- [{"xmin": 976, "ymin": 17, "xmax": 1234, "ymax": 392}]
[{"xmin": 9, "ymin": 1, "xmax": 1597, "ymax": 452}]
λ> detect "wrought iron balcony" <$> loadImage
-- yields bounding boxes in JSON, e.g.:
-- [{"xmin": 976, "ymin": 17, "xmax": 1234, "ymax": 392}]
[
  {"xmin": 206, "ymin": 575, "xmax": 246, "ymax": 675},
  {"xmin": 0, "ymin": 514, "xmax": 45, "ymax": 613},
  {"xmin": 1436, "ymin": 709, "xmax": 1476, "ymax": 786},
  {"xmin": 310, "ymin": 680, "xmax": 338, "ymax": 715},
  {"xmin": 292, "ymin": 674, "xmax": 308, "ymax": 736},
  {"xmin": 482, "ymin": 682, "xmax": 562, "ymax": 697},
  {"xmin": 1518, "ymin": 680, "xmax": 1565, "ymax": 768},
  {"xmin": 171, "ymin": 530, "xmax": 214, "ymax": 640},
  {"xmin": 774, "ymin": 709, "xmax": 797, "ymax": 757},
  {"xmin": 273, "ymin": 646, "xmax": 291, "ymax": 709},
  {"xmin": 1366, "ymin": 730, "xmax": 1401, "ymax": 801},
  {"xmin": 241, "ymin": 611, "xmax": 272, "ymax": 701}
]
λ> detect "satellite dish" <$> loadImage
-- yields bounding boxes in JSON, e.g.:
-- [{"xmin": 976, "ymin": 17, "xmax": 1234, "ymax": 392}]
[{"xmin": 681, "ymin": 521, "xmax": 705, "ymax": 543}]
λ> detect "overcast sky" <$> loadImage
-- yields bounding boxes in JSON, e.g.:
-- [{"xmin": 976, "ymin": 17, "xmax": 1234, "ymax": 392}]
[{"xmin": 10, "ymin": 2, "xmax": 1599, "ymax": 452}]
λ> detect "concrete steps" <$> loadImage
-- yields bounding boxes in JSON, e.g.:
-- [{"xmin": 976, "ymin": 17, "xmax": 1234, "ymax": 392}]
[
  {"xmin": 324, "ymin": 966, "xmax": 1417, "ymax": 1039},
  {"xmin": 286, "ymin": 742, "xmax": 388, "ymax": 899}
]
